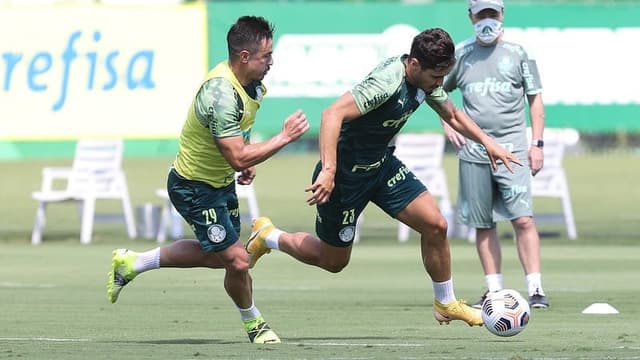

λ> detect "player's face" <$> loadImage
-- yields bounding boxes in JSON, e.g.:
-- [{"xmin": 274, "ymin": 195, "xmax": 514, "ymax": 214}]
[
  {"xmin": 247, "ymin": 38, "xmax": 274, "ymax": 81},
  {"xmin": 416, "ymin": 66, "xmax": 452, "ymax": 93}
]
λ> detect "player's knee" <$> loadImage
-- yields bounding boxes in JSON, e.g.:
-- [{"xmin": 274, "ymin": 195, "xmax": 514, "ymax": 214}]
[
  {"xmin": 323, "ymin": 259, "xmax": 349, "ymax": 273},
  {"xmin": 226, "ymin": 256, "xmax": 250, "ymax": 274},
  {"xmin": 420, "ymin": 215, "xmax": 448, "ymax": 239},
  {"xmin": 512, "ymin": 216, "xmax": 535, "ymax": 231}
]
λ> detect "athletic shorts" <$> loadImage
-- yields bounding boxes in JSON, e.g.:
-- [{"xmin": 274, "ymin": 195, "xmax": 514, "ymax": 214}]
[
  {"xmin": 456, "ymin": 160, "xmax": 534, "ymax": 229},
  {"xmin": 167, "ymin": 168, "xmax": 241, "ymax": 252},
  {"xmin": 314, "ymin": 147, "xmax": 427, "ymax": 247}
]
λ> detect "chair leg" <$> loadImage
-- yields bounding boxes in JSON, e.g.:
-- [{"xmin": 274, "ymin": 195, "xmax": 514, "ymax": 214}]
[
  {"xmin": 80, "ymin": 198, "xmax": 95, "ymax": 245},
  {"xmin": 354, "ymin": 214, "xmax": 364, "ymax": 243},
  {"xmin": 247, "ymin": 190, "xmax": 260, "ymax": 220},
  {"xmin": 31, "ymin": 202, "xmax": 47, "ymax": 245},
  {"xmin": 121, "ymin": 194, "xmax": 138, "ymax": 239},
  {"xmin": 156, "ymin": 200, "xmax": 171, "ymax": 244},
  {"xmin": 561, "ymin": 191, "xmax": 578, "ymax": 240},
  {"xmin": 397, "ymin": 223, "xmax": 410, "ymax": 242}
]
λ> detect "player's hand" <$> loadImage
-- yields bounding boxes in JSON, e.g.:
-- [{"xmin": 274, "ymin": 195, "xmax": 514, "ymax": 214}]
[
  {"xmin": 236, "ymin": 167, "xmax": 256, "ymax": 185},
  {"xmin": 281, "ymin": 109, "xmax": 310, "ymax": 143},
  {"xmin": 305, "ymin": 170, "xmax": 335, "ymax": 206},
  {"xmin": 442, "ymin": 121, "xmax": 466, "ymax": 150},
  {"xmin": 529, "ymin": 146, "xmax": 544, "ymax": 176},
  {"xmin": 485, "ymin": 142, "xmax": 523, "ymax": 173}
]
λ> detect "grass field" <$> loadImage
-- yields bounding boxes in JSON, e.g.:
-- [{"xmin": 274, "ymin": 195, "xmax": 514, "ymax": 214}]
[{"xmin": 1, "ymin": 152, "xmax": 639, "ymax": 359}]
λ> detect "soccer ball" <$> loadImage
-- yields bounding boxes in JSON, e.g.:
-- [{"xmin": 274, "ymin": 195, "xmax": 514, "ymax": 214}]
[{"xmin": 481, "ymin": 289, "xmax": 531, "ymax": 337}]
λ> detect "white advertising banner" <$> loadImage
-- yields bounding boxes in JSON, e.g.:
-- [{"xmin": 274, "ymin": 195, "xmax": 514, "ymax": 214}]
[{"xmin": 0, "ymin": 4, "xmax": 207, "ymax": 140}]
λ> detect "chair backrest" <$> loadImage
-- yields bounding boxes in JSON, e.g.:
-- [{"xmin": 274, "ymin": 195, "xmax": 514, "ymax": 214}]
[
  {"xmin": 68, "ymin": 139, "xmax": 125, "ymax": 195},
  {"xmin": 393, "ymin": 133, "xmax": 446, "ymax": 172}
]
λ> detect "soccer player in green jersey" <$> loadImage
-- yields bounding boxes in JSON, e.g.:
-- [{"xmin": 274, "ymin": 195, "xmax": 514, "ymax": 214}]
[
  {"xmin": 441, "ymin": 0, "xmax": 549, "ymax": 309},
  {"xmin": 106, "ymin": 16, "xmax": 309, "ymax": 344},
  {"xmin": 246, "ymin": 28, "xmax": 522, "ymax": 328}
]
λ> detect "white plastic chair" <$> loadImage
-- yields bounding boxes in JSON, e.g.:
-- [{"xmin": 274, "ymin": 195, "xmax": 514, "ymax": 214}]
[
  {"xmin": 31, "ymin": 139, "xmax": 137, "ymax": 245},
  {"xmin": 156, "ymin": 173, "xmax": 260, "ymax": 243},
  {"xmin": 528, "ymin": 127, "xmax": 578, "ymax": 240},
  {"xmin": 354, "ymin": 133, "xmax": 453, "ymax": 242}
]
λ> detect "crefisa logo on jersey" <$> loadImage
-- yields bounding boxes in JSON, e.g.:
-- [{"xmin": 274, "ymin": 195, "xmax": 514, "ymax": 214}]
[
  {"xmin": 338, "ymin": 226, "xmax": 355, "ymax": 242},
  {"xmin": 207, "ymin": 225, "xmax": 226, "ymax": 243}
]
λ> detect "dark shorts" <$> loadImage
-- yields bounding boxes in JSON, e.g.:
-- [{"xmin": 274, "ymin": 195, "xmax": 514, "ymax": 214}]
[
  {"xmin": 314, "ymin": 147, "xmax": 427, "ymax": 247},
  {"xmin": 167, "ymin": 168, "xmax": 241, "ymax": 252}
]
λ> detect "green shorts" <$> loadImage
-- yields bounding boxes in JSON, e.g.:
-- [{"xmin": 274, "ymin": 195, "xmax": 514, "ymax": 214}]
[
  {"xmin": 314, "ymin": 147, "xmax": 427, "ymax": 247},
  {"xmin": 167, "ymin": 168, "xmax": 241, "ymax": 252},
  {"xmin": 456, "ymin": 160, "xmax": 534, "ymax": 229}
]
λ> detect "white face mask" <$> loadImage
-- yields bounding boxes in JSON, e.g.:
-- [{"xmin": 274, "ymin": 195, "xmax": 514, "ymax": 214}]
[{"xmin": 474, "ymin": 18, "xmax": 503, "ymax": 44}]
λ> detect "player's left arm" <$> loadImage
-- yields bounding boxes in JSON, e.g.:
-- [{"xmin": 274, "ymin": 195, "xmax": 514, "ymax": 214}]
[{"xmin": 435, "ymin": 97, "xmax": 522, "ymax": 172}]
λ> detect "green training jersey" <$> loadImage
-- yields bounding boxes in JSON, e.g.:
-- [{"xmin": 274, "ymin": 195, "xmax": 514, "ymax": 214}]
[
  {"xmin": 174, "ymin": 61, "xmax": 265, "ymax": 188},
  {"xmin": 344, "ymin": 55, "xmax": 448, "ymax": 167},
  {"xmin": 443, "ymin": 36, "xmax": 542, "ymax": 164}
]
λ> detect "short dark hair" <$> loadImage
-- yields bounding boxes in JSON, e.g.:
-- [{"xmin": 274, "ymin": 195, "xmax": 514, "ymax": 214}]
[
  {"xmin": 409, "ymin": 28, "xmax": 456, "ymax": 70},
  {"xmin": 227, "ymin": 16, "xmax": 275, "ymax": 60}
]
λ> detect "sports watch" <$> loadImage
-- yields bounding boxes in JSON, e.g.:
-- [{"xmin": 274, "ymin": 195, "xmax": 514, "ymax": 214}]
[{"xmin": 531, "ymin": 139, "xmax": 544, "ymax": 148}]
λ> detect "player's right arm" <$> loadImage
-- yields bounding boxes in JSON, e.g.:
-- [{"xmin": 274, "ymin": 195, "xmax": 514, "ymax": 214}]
[
  {"xmin": 216, "ymin": 110, "xmax": 309, "ymax": 171},
  {"xmin": 305, "ymin": 92, "xmax": 361, "ymax": 206},
  {"xmin": 195, "ymin": 78, "xmax": 309, "ymax": 172}
]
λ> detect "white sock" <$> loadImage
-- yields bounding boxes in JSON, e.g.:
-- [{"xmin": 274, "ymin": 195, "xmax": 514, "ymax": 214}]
[
  {"xmin": 133, "ymin": 248, "xmax": 160, "ymax": 273},
  {"xmin": 265, "ymin": 229, "xmax": 282, "ymax": 250},
  {"xmin": 526, "ymin": 273, "xmax": 545, "ymax": 296},
  {"xmin": 486, "ymin": 273, "xmax": 503, "ymax": 292},
  {"xmin": 238, "ymin": 301, "xmax": 262, "ymax": 322},
  {"xmin": 433, "ymin": 279, "xmax": 456, "ymax": 304}
]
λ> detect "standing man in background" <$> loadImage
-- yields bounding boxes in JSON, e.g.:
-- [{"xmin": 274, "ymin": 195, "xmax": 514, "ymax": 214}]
[
  {"xmin": 441, "ymin": 0, "xmax": 549, "ymax": 308},
  {"xmin": 106, "ymin": 15, "xmax": 310, "ymax": 343}
]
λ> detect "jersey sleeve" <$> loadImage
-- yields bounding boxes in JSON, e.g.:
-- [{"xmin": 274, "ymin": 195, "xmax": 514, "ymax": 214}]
[
  {"xmin": 424, "ymin": 86, "xmax": 449, "ymax": 111},
  {"xmin": 350, "ymin": 59, "xmax": 402, "ymax": 115},
  {"xmin": 518, "ymin": 43, "xmax": 543, "ymax": 95},
  {"xmin": 522, "ymin": 58, "xmax": 543, "ymax": 95},
  {"xmin": 193, "ymin": 78, "xmax": 243, "ymax": 138}
]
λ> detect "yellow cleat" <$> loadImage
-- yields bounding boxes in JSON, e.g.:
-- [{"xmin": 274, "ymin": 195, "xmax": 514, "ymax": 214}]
[
  {"xmin": 107, "ymin": 249, "xmax": 138, "ymax": 304},
  {"xmin": 245, "ymin": 217, "xmax": 275, "ymax": 268},
  {"xmin": 245, "ymin": 317, "xmax": 281, "ymax": 344},
  {"xmin": 433, "ymin": 299, "xmax": 483, "ymax": 327}
]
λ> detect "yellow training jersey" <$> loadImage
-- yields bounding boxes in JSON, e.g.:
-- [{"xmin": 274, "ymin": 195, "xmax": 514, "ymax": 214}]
[{"xmin": 173, "ymin": 61, "xmax": 265, "ymax": 188}]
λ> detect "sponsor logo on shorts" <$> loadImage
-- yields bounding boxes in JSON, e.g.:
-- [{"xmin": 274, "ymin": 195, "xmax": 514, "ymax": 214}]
[
  {"xmin": 338, "ymin": 226, "xmax": 355, "ymax": 243},
  {"xmin": 207, "ymin": 225, "xmax": 226, "ymax": 243}
]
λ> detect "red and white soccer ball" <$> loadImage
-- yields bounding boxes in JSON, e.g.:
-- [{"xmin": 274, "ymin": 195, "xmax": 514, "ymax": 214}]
[{"xmin": 481, "ymin": 289, "xmax": 531, "ymax": 337}]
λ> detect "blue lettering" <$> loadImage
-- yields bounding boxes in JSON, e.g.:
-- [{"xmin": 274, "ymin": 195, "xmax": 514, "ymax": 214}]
[
  {"xmin": 2, "ymin": 53, "xmax": 22, "ymax": 91},
  {"xmin": 52, "ymin": 31, "xmax": 81, "ymax": 111},
  {"xmin": 86, "ymin": 31, "xmax": 101, "ymax": 90},
  {"xmin": 126, "ymin": 50, "xmax": 155, "ymax": 89},
  {"xmin": 28, "ymin": 52, "xmax": 53, "ymax": 91},
  {"xmin": 2, "ymin": 30, "xmax": 156, "ymax": 111},
  {"xmin": 103, "ymin": 52, "xmax": 119, "ymax": 90}
]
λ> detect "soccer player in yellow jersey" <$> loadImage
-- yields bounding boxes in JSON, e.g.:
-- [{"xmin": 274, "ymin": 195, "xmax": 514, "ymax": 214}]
[{"xmin": 107, "ymin": 16, "xmax": 309, "ymax": 344}]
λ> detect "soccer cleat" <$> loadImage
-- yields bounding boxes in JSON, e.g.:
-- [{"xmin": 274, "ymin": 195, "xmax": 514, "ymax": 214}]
[
  {"xmin": 433, "ymin": 299, "xmax": 483, "ymax": 326},
  {"xmin": 245, "ymin": 318, "xmax": 281, "ymax": 344},
  {"xmin": 245, "ymin": 217, "xmax": 275, "ymax": 268},
  {"xmin": 471, "ymin": 290, "xmax": 489, "ymax": 309},
  {"xmin": 107, "ymin": 248, "xmax": 139, "ymax": 304},
  {"xmin": 529, "ymin": 291, "xmax": 550, "ymax": 309}
]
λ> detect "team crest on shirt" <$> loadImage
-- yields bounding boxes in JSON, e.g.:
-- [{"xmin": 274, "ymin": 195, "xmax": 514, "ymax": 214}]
[
  {"xmin": 207, "ymin": 225, "xmax": 226, "ymax": 243},
  {"xmin": 498, "ymin": 57, "xmax": 515, "ymax": 75},
  {"xmin": 338, "ymin": 226, "xmax": 356, "ymax": 243}
]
